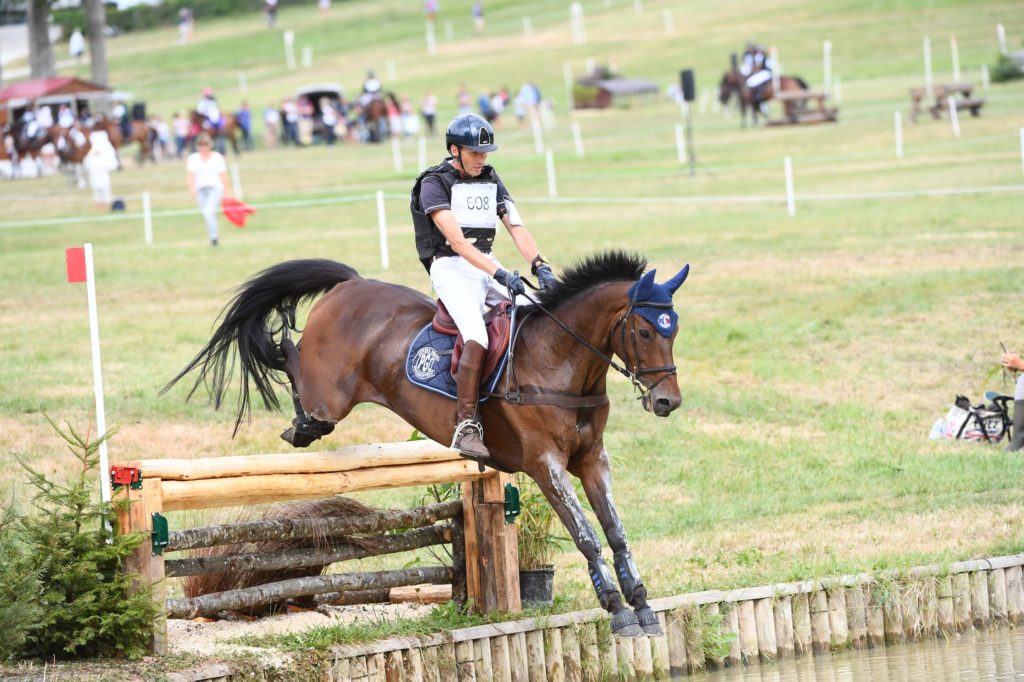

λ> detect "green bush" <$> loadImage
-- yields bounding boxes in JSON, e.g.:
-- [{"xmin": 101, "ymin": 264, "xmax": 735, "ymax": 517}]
[
  {"xmin": 6, "ymin": 419, "xmax": 157, "ymax": 661},
  {"xmin": 991, "ymin": 53, "xmax": 1024, "ymax": 83},
  {"xmin": 0, "ymin": 502, "xmax": 42, "ymax": 663}
]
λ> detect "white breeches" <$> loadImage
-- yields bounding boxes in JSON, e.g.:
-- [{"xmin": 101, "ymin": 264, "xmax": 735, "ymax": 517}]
[{"xmin": 430, "ymin": 254, "xmax": 509, "ymax": 348}]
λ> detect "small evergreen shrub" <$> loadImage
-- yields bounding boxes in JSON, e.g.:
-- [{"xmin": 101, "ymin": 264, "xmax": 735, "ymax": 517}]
[
  {"xmin": 0, "ymin": 501, "xmax": 43, "ymax": 662},
  {"xmin": 991, "ymin": 53, "xmax": 1024, "ymax": 83}
]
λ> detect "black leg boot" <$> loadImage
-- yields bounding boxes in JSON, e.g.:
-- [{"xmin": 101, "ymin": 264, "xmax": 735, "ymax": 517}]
[
  {"xmin": 452, "ymin": 341, "xmax": 490, "ymax": 465},
  {"xmin": 1007, "ymin": 400, "xmax": 1024, "ymax": 452}
]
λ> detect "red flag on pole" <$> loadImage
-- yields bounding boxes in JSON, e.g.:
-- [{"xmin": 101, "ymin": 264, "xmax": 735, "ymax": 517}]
[{"xmin": 66, "ymin": 247, "xmax": 87, "ymax": 283}]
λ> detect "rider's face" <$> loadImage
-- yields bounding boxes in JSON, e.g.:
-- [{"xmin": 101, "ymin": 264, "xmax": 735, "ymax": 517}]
[{"xmin": 453, "ymin": 147, "xmax": 488, "ymax": 177}]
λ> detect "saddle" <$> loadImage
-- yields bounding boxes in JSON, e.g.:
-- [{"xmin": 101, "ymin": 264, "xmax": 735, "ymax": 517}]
[{"xmin": 432, "ymin": 299, "xmax": 512, "ymax": 383}]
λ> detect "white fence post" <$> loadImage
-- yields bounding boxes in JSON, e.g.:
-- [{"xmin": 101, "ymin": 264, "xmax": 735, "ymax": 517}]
[
  {"xmin": 947, "ymin": 96, "xmax": 960, "ymax": 138},
  {"xmin": 663, "ymin": 9, "xmax": 674, "ymax": 35},
  {"xmin": 230, "ymin": 162, "xmax": 243, "ymax": 200},
  {"xmin": 997, "ymin": 23, "xmax": 1007, "ymax": 55},
  {"xmin": 981, "ymin": 64, "xmax": 990, "ymax": 91},
  {"xmin": 531, "ymin": 114, "xmax": 544, "ymax": 155},
  {"xmin": 823, "ymin": 40, "xmax": 832, "ymax": 95},
  {"xmin": 923, "ymin": 35, "xmax": 933, "ymax": 98},
  {"xmin": 571, "ymin": 121, "xmax": 585, "ymax": 156},
  {"xmin": 425, "ymin": 21, "xmax": 437, "ymax": 54},
  {"xmin": 301, "ymin": 46, "xmax": 313, "ymax": 69},
  {"xmin": 784, "ymin": 156, "xmax": 795, "ymax": 217},
  {"xmin": 418, "ymin": 136, "xmax": 427, "ymax": 171},
  {"xmin": 391, "ymin": 137, "xmax": 404, "ymax": 173},
  {"xmin": 283, "ymin": 30, "xmax": 296, "ymax": 70},
  {"xmin": 770, "ymin": 46, "xmax": 780, "ymax": 92},
  {"xmin": 142, "ymin": 191, "xmax": 153, "ymax": 245},
  {"xmin": 674, "ymin": 124, "xmax": 687, "ymax": 165},
  {"xmin": 894, "ymin": 111, "xmax": 904, "ymax": 159},
  {"xmin": 376, "ymin": 191, "xmax": 389, "ymax": 270},
  {"xmin": 1018, "ymin": 129, "xmax": 1023, "ymax": 177},
  {"xmin": 950, "ymin": 35, "xmax": 960, "ymax": 82},
  {"xmin": 545, "ymin": 150, "xmax": 558, "ymax": 198},
  {"xmin": 522, "ymin": 16, "xmax": 533, "ymax": 40},
  {"xmin": 570, "ymin": 2, "xmax": 586, "ymax": 45}
]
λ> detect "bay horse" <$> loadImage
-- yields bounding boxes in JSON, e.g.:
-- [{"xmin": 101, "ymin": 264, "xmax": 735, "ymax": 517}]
[
  {"xmin": 719, "ymin": 70, "xmax": 810, "ymax": 127},
  {"xmin": 164, "ymin": 251, "xmax": 688, "ymax": 637},
  {"xmin": 188, "ymin": 110, "xmax": 241, "ymax": 155},
  {"xmin": 92, "ymin": 115, "xmax": 158, "ymax": 165},
  {"xmin": 351, "ymin": 92, "xmax": 395, "ymax": 143},
  {"xmin": 51, "ymin": 123, "xmax": 92, "ymax": 188}
]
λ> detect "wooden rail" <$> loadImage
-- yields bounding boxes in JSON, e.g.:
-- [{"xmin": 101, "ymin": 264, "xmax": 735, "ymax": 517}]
[{"xmin": 112, "ymin": 440, "xmax": 521, "ymax": 654}]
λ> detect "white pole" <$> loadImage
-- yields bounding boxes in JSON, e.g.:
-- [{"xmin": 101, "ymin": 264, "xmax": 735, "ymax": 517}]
[
  {"xmin": 833, "ymin": 76, "xmax": 843, "ymax": 103},
  {"xmin": 545, "ymin": 150, "xmax": 557, "ymax": 198},
  {"xmin": 444, "ymin": 21, "xmax": 454, "ymax": 41},
  {"xmin": 230, "ymin": 163, "xmax": 243, "ymax": 200},
  {"xmin": 674, "ymin": 124, "xmax": 687, "ymax": 165},
  {"xmin": 950, "ymin": 35, "xmax": 960, "ymax": 82},
  {"xmin": 570, "ymin": 2, "xmax": 586, "ymax": 45},
  {"xmin": 997, "ymin": 23, "xmax": 1007, "ymax": 55},
  {"xmin": 981, "ymin": 63, "xmax": 990, "ymax": 92},
  {"xmin": 391, "ymin": 137, "xmax": 403, "ymax": 173},
  {"xmin": 418, "ymin": 136, "xmax": 427, "ymax": 171},
  {"xmin": 1019, "ymin": 128, "xmax": 1024, "ymax": 177},
  {"xmin": 523, "ymin": 16, "xmax": 533, "ymax": 40},
  {"xmin": 563, "ymin": 61, "xmax": 574, "ymax": 111},
  {"xmin": 894, "ymin": 111, "xmax": 903, "ymax": 159},
  {"xmin": 584, "ymin": 57, "xmax": 595, "ymax": 75},
  {"xmin": 531, "ymin": 113, "xmax": 544, "ymax": 155},
  {"xmin": 784, "ymin": 156, "xmax": 795, "ymax": 217},
  {"xmin": 571, "ymin": 120, "xmax": 584, "ymax": 156},
  {"xmin": 301, "ymin": 46, "xmax": 313, "ymax": 69},
  {"xmin": 283, "ymin": 30, "xmax": 296, "ymax": 70},
  {"xmin": 823, "ymin": 40, "xmax": 832, "ymax": 94},
  {"xmin": 770, "ymin": 46, "xmax": 780, "ymax": 92},
  {"xmin": 83, "ymin": 243, "xmax": 111, "ymax": 504},
  {"xmin": 425, "ymin": 21, "xmax": 437, "ymax": 55},
  {"xmin": 142, "ymin": 191, "xmax": 153, "ymax": 245},
  {"xmin": 376, "ymin": 191, "xmax": 389, "ymax": 270},
  {"xmin": 663, "ymin": 9, "xmax": 674, "ymax": 35},
  {"xmin": 634, "ymin": 0, "xmax": 643, "ymax": 12},
  {"xmin": 386, "ymin": 60, "xmax": 397, "ymax": 82},
  {"xmin": 923, "ymin": 35, "xmax": 933, "ymax": 98},
  {"xmin": 699, "ymin": 89, "xmax": 710, "ymax": 114},
  {"xmin": 238, "ymin": 72, "xmax": 248, "ymax": 95},
  {"xmin": 679, "ymin": 100, "xmax": 689, "ymax": 119},
  {"xmin": 947, "ymin": 96, "xmax": 960, "ymax": 138}
]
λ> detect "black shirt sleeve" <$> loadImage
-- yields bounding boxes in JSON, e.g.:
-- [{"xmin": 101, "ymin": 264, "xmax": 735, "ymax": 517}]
[
  {"xmin": 492, "ymin": 170, "xmax": 512, "ymax": 218},
  {"xmin": 419, "ymin": 175, "xmax": 451, "ymax": 215}
]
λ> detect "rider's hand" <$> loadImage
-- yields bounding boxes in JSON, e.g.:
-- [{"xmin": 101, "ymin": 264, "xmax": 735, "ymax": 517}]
[
  {"xmin": 536, "ymin": 264, "xmax": 558, "ymax": 290},
  {"xmin": 1003, "ymin": 352, "xmax": 1024, "ymax": 372},
  {"xmin": 493, "ymin": 268, "xmax": 525, "ymax": 296}
]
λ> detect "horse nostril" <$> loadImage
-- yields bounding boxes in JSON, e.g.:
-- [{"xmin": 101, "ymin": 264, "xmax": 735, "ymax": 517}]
[{"xmin": 656, "ymin": 398, "xmax": 671, "ymax": 412}]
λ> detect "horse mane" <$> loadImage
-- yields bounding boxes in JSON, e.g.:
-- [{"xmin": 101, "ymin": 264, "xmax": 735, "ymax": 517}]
[{"xmin": 533, "ymin": 250, "xmax": 647, "ymax": 309}]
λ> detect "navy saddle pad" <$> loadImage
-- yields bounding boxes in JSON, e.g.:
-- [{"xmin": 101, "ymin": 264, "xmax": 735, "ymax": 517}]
[{"xmin": 405, "ymin": 324, "xmax": 509, "ymax": 401}]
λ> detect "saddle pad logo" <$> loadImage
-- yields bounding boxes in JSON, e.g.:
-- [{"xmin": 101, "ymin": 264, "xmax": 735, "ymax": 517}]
[
  {"xmin": 658, "ymin": 313, "xmax": 672, "ymax": 330},
  {"xmin": 412, "ymin": 347, "xmax": 441, "ymax": 380}
]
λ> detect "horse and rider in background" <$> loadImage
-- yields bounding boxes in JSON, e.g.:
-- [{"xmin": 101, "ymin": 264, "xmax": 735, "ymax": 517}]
[
  {"xmin": 190, "ymin": 87, "xmax": 242, "ymax": 155},
  {"xmin": 719, "ymin": 42, "xmax": 810, "ymax": 127}
]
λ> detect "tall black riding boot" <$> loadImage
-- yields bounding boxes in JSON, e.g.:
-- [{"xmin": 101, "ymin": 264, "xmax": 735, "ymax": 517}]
[
  {"xmin": 452, "ymin": 341, "xmax": 490, "ymax": 463},
  {"xmin": 1007, "ymin": 400, "xmax": 1024, "ymax": 452}
]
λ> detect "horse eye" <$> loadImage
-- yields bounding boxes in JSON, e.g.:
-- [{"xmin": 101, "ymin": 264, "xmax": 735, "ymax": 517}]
[{"xmin": 639, "ymin": 329, "xmax": 651, "ymax": 339}]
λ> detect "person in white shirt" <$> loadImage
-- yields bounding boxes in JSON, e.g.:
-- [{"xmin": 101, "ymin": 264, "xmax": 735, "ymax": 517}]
[
  {"xmin": 69, "ymin": 29, "xmax": 85, "ymax": 62},
  {"xmin": 36, "ymin": 104, "xmax": 54, "ymax": 130},
  {"xmin": 58, "ymin": 104, "xmax": 75, "ymax": 129},
  {"xmin": 186, "ymin": 133, "xmax": 233, "ymax": 246},
  {"xmin": 85, "ymin": 130, "xmax": 119, "ymax": 207}
]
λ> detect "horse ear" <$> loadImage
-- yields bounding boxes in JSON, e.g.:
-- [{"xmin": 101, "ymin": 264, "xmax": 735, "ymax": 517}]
[
  {"xmin": 663, "ymin": 264, "xmax": 690, "ymax": 295},
  {"xmin": 632, "ymin": 270, "xmax": 657, "ymax": 301}
]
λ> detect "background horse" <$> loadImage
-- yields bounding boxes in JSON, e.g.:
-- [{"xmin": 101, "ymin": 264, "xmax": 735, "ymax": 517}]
[
  {"xmin": 52, "ymin": 123, "xmax": 92, "ymax": 188},
  {"xmin": 351, "ymin": 92, "xmax": 395, "ymax": 143},
  {"xmin": 92, "ymin": 115, "xmax": 158, "ymax": 165},
  {"xmin": 165, "ymin": 251, "xmax": 688, "ymax": 637},
  {"xmin": 188, "ymin": 110, "xmax": 241, "ymax": 155},
  {"xmin": 719, "ymin": 70, "xmax": 809, "ymax": 127}
]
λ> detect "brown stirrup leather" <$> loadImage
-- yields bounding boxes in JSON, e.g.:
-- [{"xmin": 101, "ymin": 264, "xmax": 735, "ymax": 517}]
[
  {"xmin": 432, "ymin": 299, "xmax": 512, "ymax": 383},
  {"xmin": 452, "ymin": 340, "xmax": 490, "ymax": 462}
]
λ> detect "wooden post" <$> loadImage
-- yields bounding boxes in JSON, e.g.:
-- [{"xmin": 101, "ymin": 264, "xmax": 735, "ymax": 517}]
[
  {"xmin": 368, "ymin": 653, "xmax": 386, "ymax": 682},
  {"xmin": 937, "ymin": 576, "xmax": 956, "ymax": 634},
  {"xmin": 666, "ymin": 608, "xmax": 689, "ymax": 675},
  {"xmin": 350, "ymin": 657, "xmax": 369, "ymax": 680},
  {"xmin": 614, "ymin": 636, "xmax": 634, "ymax": 679},
  {"xmin": 115, "ymin": 478, "xmax": 166, "ymax": 655},
  {"xmin": 883, "ymin": 584, "xmax": 904, "ymax": 644},
  {"xmin": 953, "ymin": 573, "xmax": 973, "ymax": 631},
  {"xmin": 384, "ymin": 651, "xmax": 403, "ymax": 682},
  {"xmin": 846, "ymin": 587, "xmax": 867, "ymax": 649},
  {"xmin": 719, "ymin": 603, "xmax": 739, "ymax": 668},
  {"xmin": 491, "ymin": 636, "xmax": 513, "ymax": 682},
  {"xmin": 920, "ymin": 579, "xmax": 939, "ymax": 638},
  {"xmin": 792, "ymin": 593, "xmax": 812, "ymax": 656},
  {"xmin": 650, "ymin": 612, "xmax": 670, "ymax": 677},
  {"xmin": 1005, "ymin": 565, "xmax": 1023, "ymax": 625},
  {"xmin": 473, "ymin": 638, "xmax": 493, "ymax": 680},
  {"xmin": 546, "ymin": 628, "xmax": 566, "ymax": 682},
  {"xmin": 451, "ymin": 511, "xmax": 468, "ymax": 609},
  {"xmin": 597, "ymin": 620, "xmax": 618, "ymax": 676},
  {"xmin": 455, "ymin": 640, "xmax": 476, "ymax": 681},
  {"xmin": 864, "ymin": 585, "xmax": 885, "ymax": 647},
  {"xmin": 579, "ymin": 623, "xmax": 600, "ymax": 682},
  {"xmin": 404, "ymin": 648, "xmax": 424, "ymax": 682},
  {"xmin": 704, "ymin": 602, "xmax": 723, "ymax": 669},
  {"xmin": 902, "ymin": 585, "xmax": 921, "ymax": 640},
  {"xmin": 988, "ymin": 568, "xmax": 1008, "ymax": 624},
  {"xmin": 753, "ymin": 598, "xmax": 777, "ymax": 662},
  {"xmin": 827, "ymin": 589, "xmax": 849, "ymax": 647},
  {"xmin": 632, "ymin": 636, "xmax": 653, "ymax": 678},
  {"xmin": 810, "ymin": 590, "xmax": 831, "ymax": 653},
  {"xmin": 737, "ymin": 600, "xmax": 759, "ymax": 664},
  {"xmin": 561, "ymin": 627, "xmax": 582, "ymax": 682},
  {"xmin": 461, "ymin": 483, "xmax": 482, "ymax": 612},
  {"xmin": 465, "ymin": 474, "xmax": 520, "ymax": 614},
  {"xmin": 970, "ymin": 571, "xmax": 991, "ymax": 628},
  {"xmin": 526, "ymin": 629, "xmax": 547, "ymax": 681},
  {"xmin": 509, "ymin": 632, "xmax": 529, "ymax": 682},
  {"xmin": 774, "ymin": 595, "xmax": 795, "ymax": 658}
]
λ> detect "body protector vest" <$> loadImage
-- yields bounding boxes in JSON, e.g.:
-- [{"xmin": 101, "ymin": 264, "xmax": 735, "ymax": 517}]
[{"xmin": 411, "ymin": 161, "xmax": 501, "ymax": 272}]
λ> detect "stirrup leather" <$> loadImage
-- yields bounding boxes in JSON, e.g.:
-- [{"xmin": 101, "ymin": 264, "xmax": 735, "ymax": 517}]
[{"xmin": 451, "ymin": 419, "xmax": 484, "ymax": 448}]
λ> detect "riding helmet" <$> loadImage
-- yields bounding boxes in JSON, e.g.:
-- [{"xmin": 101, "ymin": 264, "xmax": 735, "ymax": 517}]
[{"xmin": 445, "ymin": 113, "xmax": 498, "ymax": 153}]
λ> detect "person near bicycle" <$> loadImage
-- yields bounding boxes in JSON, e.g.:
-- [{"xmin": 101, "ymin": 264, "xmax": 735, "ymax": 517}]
[
  {"xmin": 1001, "ymin": 351, "xmax": 1024, "ymax": 451},
  {"xmin": 410, "ymin": 112, "xmax": 557, "ymax": 464}
]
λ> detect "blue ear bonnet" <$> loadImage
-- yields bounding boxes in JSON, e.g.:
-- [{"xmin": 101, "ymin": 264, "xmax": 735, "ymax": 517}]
[{"xmin": 626, "ymin": 265, "xmax": 689, "ymax": 337}]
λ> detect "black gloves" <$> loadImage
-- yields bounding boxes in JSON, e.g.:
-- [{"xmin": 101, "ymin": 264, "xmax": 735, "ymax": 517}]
[
  {"xmin": 536, "ymin": 264, "xmax": 557, "ymax": 290},
  {"xmin": 493, "ymin": 268, "xmax": 526, "ymax": 295}
]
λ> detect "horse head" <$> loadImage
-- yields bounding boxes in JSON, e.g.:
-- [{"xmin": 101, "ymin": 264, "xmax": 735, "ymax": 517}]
[
  {"xmin": 719, "ymin": 71, "xmax": 739, "ymax": 104},
  {"xmin": 618, "ymin": 265, "xmax": 689, "ymax": 417}
]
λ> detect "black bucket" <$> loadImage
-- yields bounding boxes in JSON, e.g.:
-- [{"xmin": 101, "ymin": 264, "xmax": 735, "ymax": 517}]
[{"xmin": 519, "ymin": 566, "xmax": 555, "ymax": 607}]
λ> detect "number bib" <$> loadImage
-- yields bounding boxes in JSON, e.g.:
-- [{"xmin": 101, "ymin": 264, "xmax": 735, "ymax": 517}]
[{"xmin": 451, "ymin": 182, "xmax": 497, "ymax": 229}]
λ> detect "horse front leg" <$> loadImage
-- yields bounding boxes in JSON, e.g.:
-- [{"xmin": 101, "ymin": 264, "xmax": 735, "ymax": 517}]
[
  {"xmin": 530, "ymin": 454, "xmax": 644, "ymax": 638},
  {"xmin": 575, "ymin": 447, "xmax": 662, "ymax": 636}
]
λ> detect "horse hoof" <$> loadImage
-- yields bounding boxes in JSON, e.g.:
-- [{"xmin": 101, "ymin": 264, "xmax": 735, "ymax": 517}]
[
  {"xmin": 635, "ymin": 606, "xmax": 663, "ymax": 636},
  {"xmin": 611, "ymin": 608, "xmax": 644, "ymax": 638}
]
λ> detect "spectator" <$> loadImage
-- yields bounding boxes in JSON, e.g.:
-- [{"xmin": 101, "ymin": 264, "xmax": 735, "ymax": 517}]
[
  {"xmin": 477, "ymin": 92, "xmax": 494, "ymax": 122},
  {"xmin": 490, "ymin": 91, "xmax": 504, "ymax": 128},
  {"xmin": 69, "ymin": 28, "xmax": 85, "ymax": 62},
  {"xmin": 319, "ymin": 0, "xmax": 330, "ymax": 14},
  {"xmin": 172, "ymin": 111, "xmax": 189, "ymax": 158},
  {"xmin": 264, "ymin": 0, "xmax": 278, "ymax": 28},
  {"xmin": 421, "ymin": 91, "xmax": 437, "ymax": 136},
  {"xmin": 472, "ymin": 2, "xmax": 485, "ymax": 34},
  {"xmin": 424, "ymin": 0, "xmax": 438, "ymax": 23},
  {"xmin": 320, "ymin": 97, "xmax": 338, "ymax": 145},
  {"xmin": 263, "ymin": 102, "xmax": 281, "ymax": 148},
  {"xmin": 281, "ymin": 98, "xmax": 299, "ymax": 145},
  {"xmin": 400, "ymin": 96, "xmax": 419, "ymax": 137},
  {"xmin": 186, "ymin": 132, "xmax": 232, "ymax": 247},
  {"xmin": 236, "ymin": 100, "xmax": 253, "ymax": 150},
  {"xmin": 456, "ymin": 84, "xmax": 471, "ymax": 114},
  {"xmin": 85, "ymin": 131, "xmax": 118, "ymax": 209},
  {"xmin": 178, "ymin": 8, "xmax": 194, "ymax": 43},
  {"xmin": 154, "ymin": 116, "xmax": 171, "ymax": 158}
]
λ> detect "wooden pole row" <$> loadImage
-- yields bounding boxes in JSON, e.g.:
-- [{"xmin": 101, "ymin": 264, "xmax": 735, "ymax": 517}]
[
  {"xmin": 165, "ymin": 524, "xmax": 451, "ymax": 577},
  {"xmin": 166, "ymin": 566, "xmax": 452, "ymax": 619},
  {"xmin": 166, "ymin": 499, "xmax": 461, "ymax": 551}
]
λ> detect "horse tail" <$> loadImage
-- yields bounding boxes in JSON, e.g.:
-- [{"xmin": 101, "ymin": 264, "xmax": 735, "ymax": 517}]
[
  {"xmin": 161, "ymin": 259, "xmax": 360, "ymax": 434},
  {"xmin": 794, "ymin": 76, "xmax": 810, "ymax": 90}
]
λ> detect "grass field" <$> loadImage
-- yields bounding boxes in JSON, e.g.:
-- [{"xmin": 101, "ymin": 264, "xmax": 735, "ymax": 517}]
[{"xmin": 2, "ymin": 0, "xmax": 1024, "ymax": 624}]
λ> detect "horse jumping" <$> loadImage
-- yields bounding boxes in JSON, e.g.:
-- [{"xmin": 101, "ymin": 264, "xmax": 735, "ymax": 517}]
[
  {"xmin": 719, "ymin": 70, "xmax": 810, "ymax": 127},
  {"xmin": 164, "ymin": 251, "xmax": 689, "ymax": 637}
]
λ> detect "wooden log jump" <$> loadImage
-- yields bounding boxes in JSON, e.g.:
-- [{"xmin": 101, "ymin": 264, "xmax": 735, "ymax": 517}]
[{"xmin": 112, "ymin": 440, "xmax": 520, "ymax": 654}]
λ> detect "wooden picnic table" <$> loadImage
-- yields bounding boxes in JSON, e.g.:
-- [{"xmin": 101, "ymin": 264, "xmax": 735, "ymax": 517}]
[
  {"xmin": 908, "ymin": 82, "xmax": 985, "ymax": 122},
  {"xmin": 766, "ymin": 88, "xmax": 839, "ymax": 126}
]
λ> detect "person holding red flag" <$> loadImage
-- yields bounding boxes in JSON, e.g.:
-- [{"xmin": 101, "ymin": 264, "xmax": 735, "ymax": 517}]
[{"xmin": 186, "ymin": 133, "xmax": 232, "ymax": 246}]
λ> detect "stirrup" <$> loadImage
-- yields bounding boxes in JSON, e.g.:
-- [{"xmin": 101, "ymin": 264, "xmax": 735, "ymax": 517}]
[{"xmin": 451, "ymin": 419, "xmax": 484, "ymax": 448}]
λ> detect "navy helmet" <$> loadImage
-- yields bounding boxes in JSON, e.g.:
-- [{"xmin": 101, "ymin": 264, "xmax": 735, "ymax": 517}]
[{"xmin": 445, "ymin": 113, "xmax": 498, "ymax": 153}]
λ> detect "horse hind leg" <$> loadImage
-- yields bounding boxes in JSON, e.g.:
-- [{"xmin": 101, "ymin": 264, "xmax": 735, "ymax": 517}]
[{"xmin": 279, "ymin": 337, "xmax": 336, "ymax": 448}]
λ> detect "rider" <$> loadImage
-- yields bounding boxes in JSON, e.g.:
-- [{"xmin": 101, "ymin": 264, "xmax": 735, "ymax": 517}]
[
  {"xmin": 741, "ymin": 42, "xmax": 773, "ymax": 110},
  {"xmin": 410, "ymin": 112, "xmax": 557, "ymax": 464},
  {"xmin": 197, "ymin": 87, "xmax": 223, "ymax": 131},
  {"xmin": 358, "ymin": 70, "xmax": 382, "ymax": 111},
  {"xmin": 57, "ymin": 103, "xmax": 76, "ymax": 129}
]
